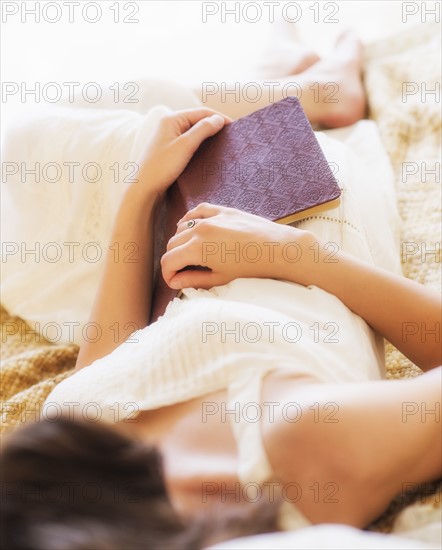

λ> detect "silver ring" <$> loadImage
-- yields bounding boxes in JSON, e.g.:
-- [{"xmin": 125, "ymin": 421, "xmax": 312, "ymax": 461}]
[{"xmin": 186, "ymin": 219, "xmax": 196, "ymax": 228}]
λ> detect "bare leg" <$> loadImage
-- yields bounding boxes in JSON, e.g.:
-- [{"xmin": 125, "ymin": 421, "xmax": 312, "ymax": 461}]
[
  {"xmin": 195, "ymin": 32, "xmax": 366, "ymax": 128},
  {"xmin": 262, "ymin": 367, "xmax": 442, "ymax": 527}
]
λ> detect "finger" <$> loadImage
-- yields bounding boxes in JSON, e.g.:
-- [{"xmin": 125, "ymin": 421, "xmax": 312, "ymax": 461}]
[
  {"xmin": 174, "ymin": 108, "xmax": 232, "ymax": 128},
  {"xmin": 181, "ymin": 114, "xmax": 227, "ymax": 153},
  {"xmin": 178, "ymin": 203, "xmax": 221, "ymax": 224},
  {"xmin": 166, "ymin": 228, "xmax": 193, "ymax": 251},
  {"xmin": 161, "ymin": 243, "xmax": 204, "ymax": 286},
  {"xmin": 168, "ymin": 270, "xmax": 224, "ymax": 291},
  {"xmin": 173, "ymin": 220, "xmax": 198, "ymax": 237}
]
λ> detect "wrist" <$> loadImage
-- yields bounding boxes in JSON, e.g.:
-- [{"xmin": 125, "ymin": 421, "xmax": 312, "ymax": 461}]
[
  {"xmin": 276, "ymin": 227, "xmax": 326, "ymax": 287},
  {"xmin": 122, "ymin": 184, "xmax": 164, "ymax": 216}
]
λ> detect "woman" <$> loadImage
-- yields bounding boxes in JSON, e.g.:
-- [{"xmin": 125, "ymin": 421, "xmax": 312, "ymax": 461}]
[{"xmin": 2, "ymin": 104, "xmax": 441, "ymax": 550}]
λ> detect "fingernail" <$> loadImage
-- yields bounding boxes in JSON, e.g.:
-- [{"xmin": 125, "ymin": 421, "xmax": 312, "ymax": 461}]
[
  {"xmin": 211, "ymin": 114, "xmax": 224, "ymax": 127},
  {"xmin": 169, "ymin": 279, "xmax": 181, "ymax": 289}
]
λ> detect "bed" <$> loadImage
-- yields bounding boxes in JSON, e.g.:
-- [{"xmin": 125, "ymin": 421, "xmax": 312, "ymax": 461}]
[{"xmin": 1, "ymin": 22, "xmax": 440, "ymax": 549}]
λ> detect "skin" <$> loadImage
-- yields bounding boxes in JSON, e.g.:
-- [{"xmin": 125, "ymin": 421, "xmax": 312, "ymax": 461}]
[
  {"xmin": 74, "ymin": 108, "xmax": 441, "ymax": 528},
  {"xmin": 194, "ymin": 31, "xmax": 366, "ymax": 127}
]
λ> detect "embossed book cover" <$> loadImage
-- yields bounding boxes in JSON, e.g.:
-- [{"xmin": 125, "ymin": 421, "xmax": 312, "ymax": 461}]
[{"xmin": 151, "ymin": 96, "xmax": 341, "ymax": 321}]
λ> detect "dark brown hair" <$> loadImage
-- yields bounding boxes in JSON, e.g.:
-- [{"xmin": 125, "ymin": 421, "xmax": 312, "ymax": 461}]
[{"xmin": 1, "ymin": 417, "xmax": 280, "ymax": 549}]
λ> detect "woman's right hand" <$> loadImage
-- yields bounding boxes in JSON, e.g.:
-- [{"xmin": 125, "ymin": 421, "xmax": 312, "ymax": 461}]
[
  {"xmin": 132, "ymin": 109, "xmax": 231, "ymax": 203},
  {"xmin": 161, "ymin": 203, "xmax": 319, "ymax": 290}
]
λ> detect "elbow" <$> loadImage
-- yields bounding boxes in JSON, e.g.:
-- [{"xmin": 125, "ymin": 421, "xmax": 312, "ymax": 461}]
[
  {"xmin": 416, "ymin": 353, "xmax": 442, "ymax": 373},
  {"xmin": 74, "ymin": 349, "xmax": 94, "ymax": 371}
]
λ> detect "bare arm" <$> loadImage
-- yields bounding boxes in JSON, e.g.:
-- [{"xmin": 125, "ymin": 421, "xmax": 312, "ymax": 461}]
[
  {"xmin": 74, "ymin": 110, "xmax": 231, "ymax": 370},
  {"xmin": 288, "ymin": 242, "xmax": 441, "ymax": 372},
  {"xmin": 262, "ymin": 366, "xmax": 442, "ymax": 526},
  {"xmin": 162, "ymin": 204, "xmax": 441, "ymax": 372},
  {"xmin": 74, "ymin": 187, "xmax": 157, "ymax": 370}
]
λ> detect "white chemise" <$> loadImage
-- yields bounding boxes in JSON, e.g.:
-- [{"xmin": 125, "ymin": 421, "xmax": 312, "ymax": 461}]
[
  {"xmin": 44, "ymin": 130, "xmax": 397, "ymax": 423},
  {"xmin": 44, "ymin": 277, "xmax": 385, "ymax": 422}
]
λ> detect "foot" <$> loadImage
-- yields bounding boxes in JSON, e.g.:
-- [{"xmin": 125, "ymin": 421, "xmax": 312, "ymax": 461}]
[
  {"xmin": 254, "ymin": 14, "xmax": 319, "ymax": 79},
  {"xmin": 256, "ymin": 45, "xmax": 320, "ymax": 79},
  {"xmin": 289, "ymin": 48, "xmax": 321, "ymax": 75},
  {"xmin": 300, "ymin": 31, "xmax": 367, "ymax": 128}
]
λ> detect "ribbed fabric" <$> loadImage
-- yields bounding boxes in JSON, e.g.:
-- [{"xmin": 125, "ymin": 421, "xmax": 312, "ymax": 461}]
[{"xmin": 45, "ymin": 277, "xmax": 384, "ymax": 424}]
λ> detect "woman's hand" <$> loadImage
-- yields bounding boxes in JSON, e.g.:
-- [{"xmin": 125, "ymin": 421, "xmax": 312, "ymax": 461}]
[
  {"xmin": 161, "ymin": 203, "xmax": 315, "ymax": 290},
  {"xmin": 134, "ymin": 109, "xmax": 231, "ymax": 201}
]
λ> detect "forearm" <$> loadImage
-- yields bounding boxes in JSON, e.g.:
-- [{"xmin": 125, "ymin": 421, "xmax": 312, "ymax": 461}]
[
  {"xmin": 73, "ymin": 109, "xmax": 230, "ymax": 369},
  {"xmin": 75, "ymin": 187, "xmax": 158, "ymax": 370},
  {"xmin": 280, "ymin": 230, "xmax": 441, "ymax": 371}
]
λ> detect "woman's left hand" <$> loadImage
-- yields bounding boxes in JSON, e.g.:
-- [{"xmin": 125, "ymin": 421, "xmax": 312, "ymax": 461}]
[
  {"xmin": 161, "ymin": 203, "xmax": 314, "ymax": 290},
  {"xmin": 134, "ymin": 109, "xmax": 231, "ymax": 201}
]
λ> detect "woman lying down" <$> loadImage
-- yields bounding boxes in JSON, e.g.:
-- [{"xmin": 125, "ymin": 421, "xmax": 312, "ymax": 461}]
[{"xmin": 2, "ymin": 108, "xmax": 441, "ymax": 550}]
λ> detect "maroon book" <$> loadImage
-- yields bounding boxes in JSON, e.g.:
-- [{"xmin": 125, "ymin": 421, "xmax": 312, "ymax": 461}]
[{"xmin": 150, "ymin": 96, "xmax": 341, "ymax": 321}]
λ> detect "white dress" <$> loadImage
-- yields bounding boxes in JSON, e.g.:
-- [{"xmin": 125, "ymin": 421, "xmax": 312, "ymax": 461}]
[{"xmin": 43, "ymin": 131, "xmax": 396, "ymax": 531}]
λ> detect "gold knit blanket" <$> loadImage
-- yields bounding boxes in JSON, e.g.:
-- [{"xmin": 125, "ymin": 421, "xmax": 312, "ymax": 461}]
[
  {"xmin": 1, "ymin": 22, "xmax": 440, "ymax": 535},
  {"xmin": 365, "ymin": 22, "xmax": 441, "ymax": 384},
  {"xmin": 1, "ymin": 305, "xmax": 78, "ymax": 432},
  {"xmin": 362, "ymin": 22, "xmax": 442, "ymax": 534}
]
